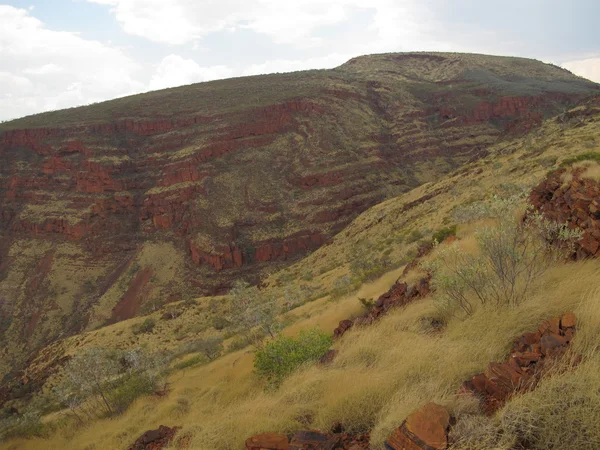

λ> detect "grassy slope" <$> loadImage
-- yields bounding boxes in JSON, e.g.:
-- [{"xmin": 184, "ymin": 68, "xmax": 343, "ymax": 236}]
[
  {"xmin": 1, "ymin": 52, "xmax": 598, "ymax": 380},
  {"xmin": 5, "ymin": 102, "xmax": 600, "ymax": 449}
]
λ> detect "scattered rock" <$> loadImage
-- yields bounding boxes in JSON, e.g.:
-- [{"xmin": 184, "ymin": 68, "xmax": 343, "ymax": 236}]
[
  {"xmin": 289, "ymin": 430, "xmax": 338, "ymax": 449},
  {"xmin": 128, "ymin": 425, "xmax": 180, "ymax": 450}
]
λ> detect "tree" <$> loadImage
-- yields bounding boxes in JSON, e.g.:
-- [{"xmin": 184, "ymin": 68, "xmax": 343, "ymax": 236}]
[
  {"xmin": 228, "ymin": 280, "xmax": 281, "ymax": 343},
  {"xmin": 56, "ymin": 347, "xmax": 170, "ymax": 420},
  {"xmin": 187, "ymin": 337, "xmax": 223, "ymax": 361},
  {"xmin": 61, "ymin": 347, "xmax": 120, "ymax": 415}
]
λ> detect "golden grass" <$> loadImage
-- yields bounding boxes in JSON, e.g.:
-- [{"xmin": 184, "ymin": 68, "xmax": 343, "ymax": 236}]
[{"xmin": 10, "ymin": 258, "xmax": 600, "ymax": 450}]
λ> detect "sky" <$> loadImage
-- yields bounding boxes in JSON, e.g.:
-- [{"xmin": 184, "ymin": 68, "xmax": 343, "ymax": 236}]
[{"xmin": 0, "ymin": 0, "xmax": 599, "ymax": 122}]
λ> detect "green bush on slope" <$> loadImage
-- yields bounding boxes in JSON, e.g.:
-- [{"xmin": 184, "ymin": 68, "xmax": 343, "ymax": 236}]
[{"xmin": 254, "ymin": 328, "xmax": 332, "ymax": 386}]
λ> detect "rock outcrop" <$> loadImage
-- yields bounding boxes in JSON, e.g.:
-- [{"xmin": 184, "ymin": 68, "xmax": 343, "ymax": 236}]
[
  {"xmin": 459, "ymin": 312, "xmax": 578, "ymax": 414},
  {"xmin": 530, "ymin": 163, "xmax": 600, "ymax": 259},
  {"xmin": 333, "ymin": 275, "xmax": 432, "ymax": 339}
]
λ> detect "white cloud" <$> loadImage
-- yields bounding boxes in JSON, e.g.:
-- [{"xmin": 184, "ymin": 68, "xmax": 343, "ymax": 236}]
[
  {"xmin": 0, "ymin": 5, "xmax": 145, "ymax": 121},
  {"xmin": 241, "ymin": 53, "xmax": 351, "ymax": 76},
  {"xmin": 86, "ymin": 0, "xmax": 433, "ymax": 48},
  {"xmin": 149, "ymin": 55, "xmax": 234, "ymax": 90},
  {"xmin": 562, "ymin": 57, "xmax": 600, "ymax": 83}
]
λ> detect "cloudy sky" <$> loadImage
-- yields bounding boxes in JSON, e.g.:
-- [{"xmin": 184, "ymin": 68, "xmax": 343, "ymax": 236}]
[{"xmin": 1, "ymin": 0, "xmax": 599, "ymax": 122}]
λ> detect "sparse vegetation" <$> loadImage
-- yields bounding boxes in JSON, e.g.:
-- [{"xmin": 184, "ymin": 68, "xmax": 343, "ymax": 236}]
[
  {"xmin": 229, "ymin": 280, "xmax": 281, "ymax": 343},
  {"xmin": 53, "ymin": 347, "xmax": 169, "ymax": 422},
  {"xmin": 427, "ymin": 200, "xmax": 582, "ymax": 315}
]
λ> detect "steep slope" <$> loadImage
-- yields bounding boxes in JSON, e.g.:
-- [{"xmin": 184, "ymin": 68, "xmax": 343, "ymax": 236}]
[
  {"xmin": 4, "ymin": 98, "xmax": 600, "ymax": 450},
  {"xmin": 0, "ymin": 52, "xmax": 597, "ymax": 378}
]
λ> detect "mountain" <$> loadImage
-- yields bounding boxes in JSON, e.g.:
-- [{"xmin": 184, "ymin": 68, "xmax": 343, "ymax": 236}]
[{"xmin": 0, "ymin": 52, "xmax": 598, "ymax": 379}]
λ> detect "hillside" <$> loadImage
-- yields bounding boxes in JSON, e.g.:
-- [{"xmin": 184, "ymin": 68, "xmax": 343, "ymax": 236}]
[
  {"xmin": 1, "ymin": 91, "xmax": 600, "ymax": 449},
  {"xmin": 0, "ymin": 53, "xmax": 598, "ymax": 383}
]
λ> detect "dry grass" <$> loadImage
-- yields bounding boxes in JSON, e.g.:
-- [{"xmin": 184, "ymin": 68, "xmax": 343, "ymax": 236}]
[{"xmin": 9, "ymin": 257, "xmax": 600, "ymax": 450}]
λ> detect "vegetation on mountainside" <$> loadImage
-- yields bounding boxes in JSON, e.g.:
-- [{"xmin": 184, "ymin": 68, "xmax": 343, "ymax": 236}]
[
  {"xmin": 425, "ymin": 198, "xmax": 582, "ymax": 315},
  {"xmin": 2, "ymin": 53, "xmax": 598, "ymax": 386},
  {"xmin": 254, "ymin": 328, "xmax": 332, "ymax": 387},
  {"xmin": 2, "ymin": 101, "xmax": 600, "ymax": 449}
]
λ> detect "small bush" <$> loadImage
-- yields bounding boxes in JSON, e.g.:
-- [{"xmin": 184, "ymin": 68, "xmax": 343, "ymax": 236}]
[
  {"xmin": 107, "ymin": 374, "xmax": 155, "ymax": 414},
  {"xmin": 132, "ymin": 318, "xmax": 155, "ymax": 335},
  {"xmin": 189, "ymin": 337, "xmax": 224, "ymax": 360},
  {"xmin": 172, "ymin": 354, "xmax": 206, "ymax": 371},
  {"xmin": 254, "ymin": 328, "xmax": 332, "ymax": 386},
  {"xmin": 212, "ymin": 316, "xmax": 230, "ymax": 331},
  {"xmin": 358, "ymin": 297, "xmax": 375, "ymax": 311},
  {"xmin": 431, "ymin": 225, "xmax": 457, "ymax": 244},
  {"xmin": 560, "ymin": 151, "xmax": 600, "ymax": 167},
  {"xmin": 426, "ymin": 203, "xmax": 582, "ymax": 314},
  {"xmin": 0, "ymin": 410, "xmax": 46, "ymax": 441},
  {"xmin": 406, "ymin": 228, "xmax": 425, "ymax": 243},
  {"xmin": 228, "ymin": 337, "xmax": 249, "ymax": 353}
]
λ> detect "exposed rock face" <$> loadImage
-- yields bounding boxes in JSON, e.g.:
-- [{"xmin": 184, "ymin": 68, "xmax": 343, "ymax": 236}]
[
  {"xmin": 530, "ymin": 165, "xmax": 600, "ymax": 259},
  {"xmin": 459, "ymin": 312, "xmax": 578, "ymax": 414},
  {"xmin": 0, "ymin": 52, "xmax": 596, "ymax": 378},
  {"xmin": 128, "ymin": 425, "xmax": 180, "ymax": 450},
  {"xmin": 385, "ymin": 403, "xmax": 450, "ymax": 450}
]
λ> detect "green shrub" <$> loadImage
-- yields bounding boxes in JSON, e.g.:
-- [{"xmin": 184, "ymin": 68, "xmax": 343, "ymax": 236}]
[
  {"xmin": 0, "ymin": 410, "xmax": 46, "ymax": 441},
  {"xmin": 107, "ymin": 374, "xmax": 155, "ymax": 414},
  {"xmin": 560, "ymin": 151, "xmax": 600, "ymax": 167},
  {"xmin": 228, "ymin": 336, "xmax": 250, "ymax": 352},
  {"xmin": 132, "ymin": 318, "xmax": 155, "ymax": 335},
  {"xmin": 358, "ymin": 297, "xmax": 375, "ymax": 310},
  {"xmin": 172, "ymin": 354, "xmax": 206, "ymax": 371},
  {"xmin": 212, "ymin": 316, "xmax": 230, "ymax": 331},
  {"xmin": 254, "ymin": 328, "xmax": 332, "ymax": 386},
  {"xmin": 431, "ymin": 225, "xmax": 457, "ymax": 244},
  {"xmin": 188, "ymin": 337, "xmax": 224, "ymax": 360},
  {"xmin": 406, "ymin": 228, "xmax": 425, "ymax": 243}
]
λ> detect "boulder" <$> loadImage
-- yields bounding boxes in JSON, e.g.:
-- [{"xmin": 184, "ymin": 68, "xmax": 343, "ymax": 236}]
[
  {"xmin": 128, "ymin": 425, "xmax": 180, "ymax": 450},
  {"xmin": 561, "ymin": 311, "xmax": 577, "ymax": 329},
  {"xmin": 289, "ymin": 430, "xmax": 338, "ymax": 449},
  {"xmin": 319, "ymin": 350, "xmax": 338, "ymax": 365},
  {"xmin": 385, "ymin": 403, "xmax": 450, "ymax": 450},
  {"xmin": 333, "ymin": 320, "xmax": 354, "ymax": 339},
  {"xmin": 245, "ymin": 432, "xmax": 289, "ymax": 450}
]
